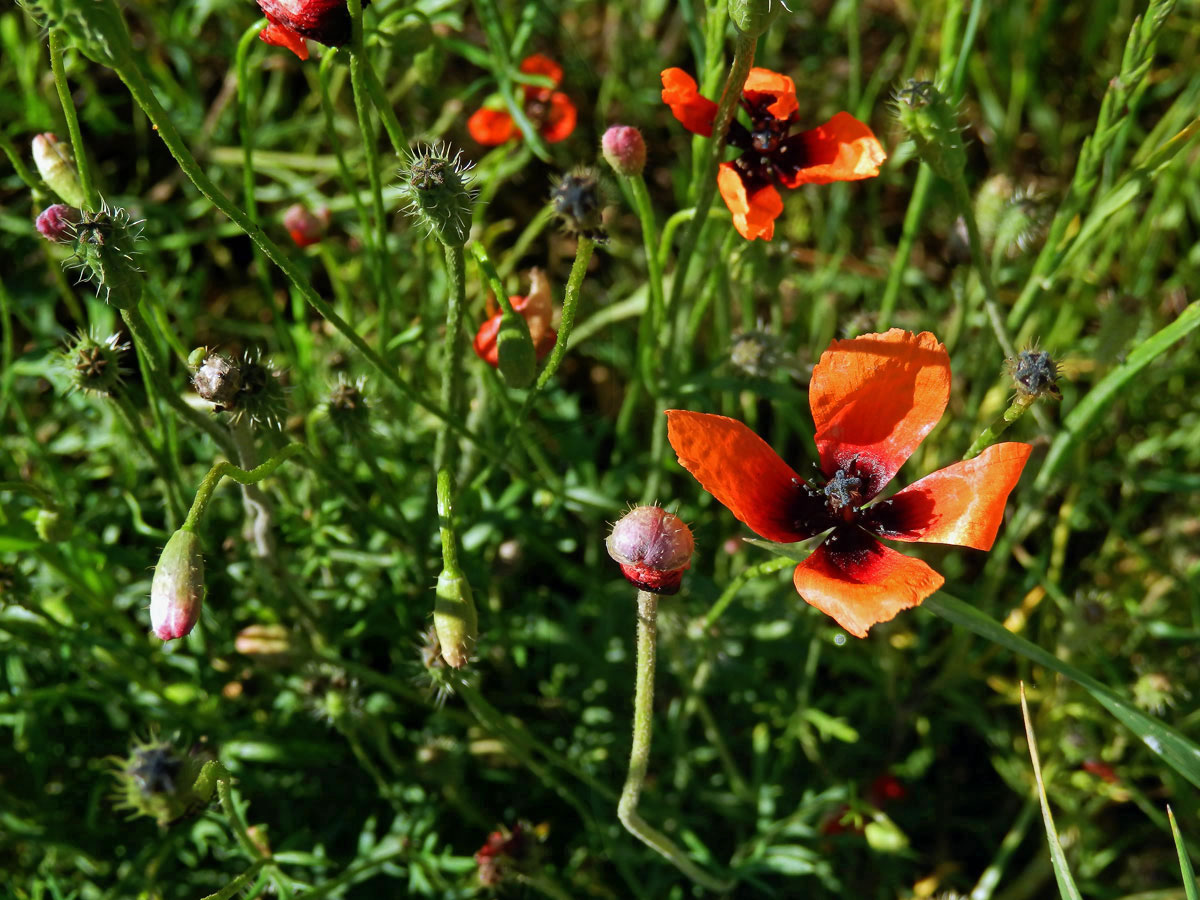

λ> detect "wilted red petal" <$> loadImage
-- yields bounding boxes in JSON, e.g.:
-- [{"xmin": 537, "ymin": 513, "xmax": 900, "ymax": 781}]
[
  {"xmin": 742, "ymin": 68, "xmax": 798, "ymax": 121},
  {"xmin": 666, "ymin": 410, "xmax": 818, "ymax": 543},
  {"xmin": 540, "ymin": 92, "xmax": 577, "ymax": 143},
  {"xmin": 793, "ymin": 527, "xmax": 943, "ymax": 638},
  {"xmin": 661, "ymin": 68, "xmax": 718, "ymax": 137},
  {"xmin": 257, "ymin": 0, "xmax": 351, "ymax": 47},
  {"xmin": 468, "ymin": 108, "xmax": 519, "ymax": 145},
  {"xmin": 520, "ymin": 53, "xmax": 563, "ymax": 87},
  {"xmin": 717, "ymin": 163, "xmax": 783, "ymax": 241},
  {"xmin": 473, "ymin": 314, "xmax": 502, "ymax": 367},
  {"xmin": 810, "ymin": 329, "xmax": 950, "ymax": 499},
  {"xmin": 778, "ymin": 112, "xmax": 887, "ymax": 188},
  {"xmin": 259, "ymin": 20, "xmax": 309, "ymax": 60},
  {"xmin": 870, "ymin": 442, "xmax": 1032, "ymax": 550}
]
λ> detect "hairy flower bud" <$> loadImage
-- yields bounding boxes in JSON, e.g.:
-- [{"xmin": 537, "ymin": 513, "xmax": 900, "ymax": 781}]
[
  {"xmin": 61, "ymin": 331, "xmax": 129, "ymax": 395},
  {"xmin": 64, "ymin": 202, "xmax": 146, "ymax": 309},
  {"xmin": 607, "ymin": 505, "xmax": 694, "ymax": 594},
  {"xmin": 36, "ymin": 203, "xmax": 82, "ymax": 242},
  {"xmin": 150, "ymin": 530, "xmax": 205, "ymax": 641},
  {"xmin": 434, "ymin": 567, "xmax": 478, "ymax": 668},
  {"xmin": 601, "ymin": 125, "xmax": 646, "ymax": 177},
  {"xmin": 892, "ymin": 79, "xmax": 967, "ymax": 181},
  {"xmin": 401, "ymin": 143, "xmax": 477, "ymax": 248},
  {"xmin": 1007, "ymin": 348, "xmax": 1061, "ymax": 401},
  {"xmin": 32, "ymin": 133, "xmax": 87, "ymax": 208}
]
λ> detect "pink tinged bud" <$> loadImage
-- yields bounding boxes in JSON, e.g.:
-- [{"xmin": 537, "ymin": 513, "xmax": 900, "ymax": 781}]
[
  {"xmin": 36, "ymin": 204, "xmax": 82, "ymax": 242},
  {"xmin": 606, "ymin": 506, "xmax": 694, "ymax": 594},
  {"xmin": 150, "ymin": 530, "xmax": 205, "ymax": 641},
  {"xmin": 283, "ymin": 203, "xmax": 327, "ymax": 247},
  {"xmin": 601, "ymin": 125, "xmax": 647, "ymax": 177},
  {"xmin": 32, "ymin": 133, "xmax": 86, "ymax": 208}
]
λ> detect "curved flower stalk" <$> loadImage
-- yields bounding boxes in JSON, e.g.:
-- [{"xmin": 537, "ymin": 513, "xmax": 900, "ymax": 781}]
[{"xmin": 668, "ymin": 329, "xmax": 1031, "ymax": 637}]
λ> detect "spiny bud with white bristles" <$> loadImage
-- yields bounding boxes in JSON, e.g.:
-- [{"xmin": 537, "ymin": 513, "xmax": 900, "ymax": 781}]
[
  {"xmin": 64, "ymin": 201, "xmax": 146, "ymax": 309},
  {"xmin": 891, "ymin": 79, "xmax": 967, "ymax": 181},
  {"xmin": 326, "ymin": 374, "xmax": 370, "ymax": 433},
  {"xmin": 191, "ymin": 350, "xmax": 287, "ymax": 430},
  {"xmin": 32, "ymin": 133, "xmax": 86, "ymax": 208},
  {"xmin": 606, "ymin": 505, "xmax": 694, "ymax": 595},
  {"xmin": 60, "ymin": 331, "xmax": 130, "ymax": 396},
  {"xmin": 400, "ymin": 143, "xmax": 477, "ymax": 248}
]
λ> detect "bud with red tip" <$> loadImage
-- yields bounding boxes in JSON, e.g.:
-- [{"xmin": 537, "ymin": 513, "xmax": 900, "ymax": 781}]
[
  {"xmin": 150, "ymin": 530, "xmax": 205, "ymax": 641},
  {"xmin": 283, "ymin": 203, "xmax": 328, "ymax": 248},
  {"xmin": 606, "ymin": 505, "xmax": 694, "ymax": 595},
  {"xmin": 601, "ymin": 125, "xmax": 646, "ymax": 177},
  {"xmin": 36, "ymin": 204, "xmax": 82, "ymax": 242}
]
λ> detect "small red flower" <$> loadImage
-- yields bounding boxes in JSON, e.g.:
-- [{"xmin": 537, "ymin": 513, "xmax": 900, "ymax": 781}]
[
  {"xmin": 660, "ymin": 67, "xmax": 886, "ymax": 241},
  {"xmin": 282, "ymin": 203, "xmax": 329, "ymax": 248},
  {"xmin": 257, "ymin": 0, "xmax": 358, "ymax": 61},
  {"xmin": 472, "ymin": 268, "xmax": 557, "ymax": 366},
  {"xmin": 667, "ymin": 329, "xmax": 1032, "ymax": 637},
  {"xmin": 468, "ymin": 54, "xmax": 577, "ymax": 146}
]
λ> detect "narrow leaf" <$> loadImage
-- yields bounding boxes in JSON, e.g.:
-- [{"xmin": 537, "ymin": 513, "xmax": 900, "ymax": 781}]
[{"xmin": 1168, "ymin": 806, "xmax": 1199, "ymax": 900}]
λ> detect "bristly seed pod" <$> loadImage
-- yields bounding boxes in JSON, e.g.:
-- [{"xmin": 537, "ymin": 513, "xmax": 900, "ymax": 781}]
[
  {"xmin": 326, "ymin": 375, "xmax": 369, "ymax": 432},
  {"xmin": 32, "ymin": 133, "xmax": 86, "ymax": 208},
  {"xmin": 61, "ymin": 331, "xmax": 130, "ymax": 396},
  {"xmin": 1007, "ymin": 347, "xmax": 1061, "ymax": 401},
  {"xmin": 109, "ymin": 736, "xmax": 209, "ymax": 827},
  {"xmin": 64, "ymin": 201, "xmax": 146, "ymax": 309},
  {"xmin": 400, "ymin": 143, "xmax": 477, "ymax": 248},
  {"xmin": 891, "ymin": 79, "xmax": 967, "ymax": 181},
  {"xmin": 550, "ymin": 168, "xmax": 607, "ymax": 242},
  {"xmin": 606, "ymin": 505, "xmax": 694, "ymax": 595},
  {"xmin": 150, "ymin": 530, "xmax": 205, "ymax": 642},
  {"xmin": 193, "ymin": 352, "xmax": 243, "ymax": 408}
]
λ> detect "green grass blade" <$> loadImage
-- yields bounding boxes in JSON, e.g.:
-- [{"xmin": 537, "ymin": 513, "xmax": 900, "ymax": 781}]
[
  {"xmin": 925, "ymin": 593, "xmax": 1200, "ymax": 790},
  {"xmin": 1020, "ymin": 685, "xmax": 1083, "ymax": 900},
  {"xmin": 1168, "ymin": 806, "xmax": 1199, "ymax": 900}
]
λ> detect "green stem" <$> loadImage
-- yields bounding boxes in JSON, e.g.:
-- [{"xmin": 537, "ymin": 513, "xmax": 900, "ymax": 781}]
[
  {"xmin": 702, "ymin": 555, "xmax": 795, "ymax": 629},
  {"xmin": 963, "ymin": 392, "xmax": 1036, "ymax": 460},
  {"xmin": 48, "ymin": 28, "xmax": 98, "ymax": 210},
  {"xmin": 536, "ymin": 236, "xmax": 594, "ymax": 390},
  {"xmin": 435, "ymin": 243, "xmax": 467, "ymax": 477},
  {"xmin": 618, "ymin": 590, "xmax": 732, "ymax": 893},
  {"xmin": 362, "ymin": 57, "xmax": 410, "ymax": 157},
  {"xmin": 182, "ymin": 444, "xmax": 306, "ymax": 532},
  {"xmin": 199, "ymin": 860, "xmax": 269, "ymax": 900},
  {"xmin": 629, "ymin": 174, "xmax": 667, "ymax": 397},
  {"xmin": 235, "ymin": 19, "xmax": 275, "ymax": 304},
  {"xmin": 949, "ymin": 177, "xmax": 1017, "ymax": 360},
  {"xmin": 0, "ymin": 131, "xmax": 40, "ymax": 192},
  {"xmin": 878, "ymin": 164, "xmax": 932, "ymax": 328}
]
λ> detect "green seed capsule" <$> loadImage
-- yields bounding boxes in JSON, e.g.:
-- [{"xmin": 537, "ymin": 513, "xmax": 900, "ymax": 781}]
[{"xmin": 433, "ymin": 567, "xmax": 477, "ymax": 669}]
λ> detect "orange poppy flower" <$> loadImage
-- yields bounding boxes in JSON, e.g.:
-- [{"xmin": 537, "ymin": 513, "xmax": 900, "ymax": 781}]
[
  {"xmin": 660, "ymin": 66, "xmax": 887, "ymax": 241},
  {"xmin": 473, "ymin": 268, "xmax": 557, "ymax": 366},
  {"xmin": 468, "ymin": 55, "xmax": 578, "ymax": 146},
  {"xmin": 666, "ymin": 329, "xmax": 1032, "ymax": 637},
  {"xmin": 257, "ymin": 0, "xmax": 357, "ymax": 61}
]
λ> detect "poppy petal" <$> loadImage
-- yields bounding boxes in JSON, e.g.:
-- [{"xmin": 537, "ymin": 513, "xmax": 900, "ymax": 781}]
[
  {"xmin": 258, "ymin": 0, "xmax": 351, "ymax": 47},
  {"xmin": 717, "ymin": 163, "xmax": 783, "ymax": 241},
  {"xmin": 661, "ymin": 68, "xmax": 718, "ymax": 138},
  {"xmin": 467, "ymin": 108, "xmax": 519, "ymax": 145},
  {"xmin": 793, "ymin": 527, "xmax": 943, "ymax": 638},
  {"xmin": 666, "ymin": 410, "xmax": 828, "ymax": 543},
  {"xmin": 259, "ymin": 21, "xmax": 309, "ymax": 60},
  {"xmin": 777, "ymin": 112, "xmax": 887, "ymax": 188},
  {"xmin": 742, "ymin": 68, "xmax": 798, "ymax": 121},
  {"xmin": 540, "ymin": 92, "xmax": 577, "ymax": 143},
  {"xmin": 810, "ymin": 329, "xmax": 950, "ymax": 499},
  {"xmin": 520, "ymin": 53, "xmax": 563, "ymax": 87},
  {"xmin": 866, "ymin": 442, "xmax": 1032, "ymax": 550},
  {"xmin": 472, "ymin": 315, "xmax": 502, "ymax": 367}
]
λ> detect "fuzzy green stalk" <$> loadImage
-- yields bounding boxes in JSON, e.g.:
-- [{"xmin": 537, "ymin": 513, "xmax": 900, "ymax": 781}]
[
  {"xmin": 948, "ymin": 177, "xmax": 1017, "ymax": 360},
  {"xmin": 362, "ymin": 57, "xmax": 410, "ymax": 157},
  {"xmin": 235, "ymin": 19, "xmax": 274, "ymax": 305},
  {"xmin": 346, "ymin": 0, "xmax": 397, "ymax": 348},
  {"xmin": 962, "ymin": 392, "xmax": 1037, "ymax": 460},
  {"xmin": 533, "ymin": 235, "xmax": 594, "ymax": 393},
  {"xmin": 619, "ymin": 589, "xmax": 732, "ymax": 893},
  {"xmin": 434, "ymin": 243, "xmax": 467, "ymax": 475},
  {"xmin": 626, "ymin": 175, "xmax": 667, "ymax": 396},
  {"xmin": 106, "ymin": 53, "xmax": 482, "ymax": 447},
  {"xmin": 182, "ymin": 444, "xmax": 306, "ymax": 532},
  {"xmin": 48, "ymin": 28, "xmax": 98, "ymax": 210},
  {"xmin": 120, "ymin": 305, "xmax": 239, "ymax": 460},
  {"xmin": 229, "ymin": 418, "xmax": 275, "ymax": 559}
]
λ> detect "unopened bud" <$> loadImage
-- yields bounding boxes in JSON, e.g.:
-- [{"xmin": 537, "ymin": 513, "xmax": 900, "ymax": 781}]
[
  {"xmin": 36, "ymin": 204, "xmax": 82, "ymax": 242},
  {"xmin": 401, "ymin": 143, "xmax": 477, "ymax": 248},
  {"xmin": 32, "ymin": 133, "xmax": 87, "ymax": 208},
  {"xmin": 433, "ymin": 567, "xmax": 478, "ymax": 668},
  {"xmin": 892, "ymin": 79, "xmax": 967, "ymax": 181},
  {"xmin": 65, "ymin": 203, "xmax": 146, "ymax": 309},
  {"xmin": 495, "ymin": 311, "xmax": 538, "ymax": 388},
  {"xmin": 728, "ymin": 0, "xmax": 780, "ymax": 39},
  {"xmin": 606, "ymin": 505, "xmax": 694, "ymax": 595},
  {"xmin": 601, "ymin": 125, "xmax": 646, "ymax": 177},
  {"xmin": 150, "ymin": 530, "xmax": 205, "ymax": 641},
  {"xmin": 283, "ymin": 203, "xmax": 328, "ymax": 247}
]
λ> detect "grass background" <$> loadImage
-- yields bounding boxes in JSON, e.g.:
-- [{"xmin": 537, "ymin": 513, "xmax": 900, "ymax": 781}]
[{"xmin": 2, "ymin": 0, "xmax": 1200, "ymax": 897}]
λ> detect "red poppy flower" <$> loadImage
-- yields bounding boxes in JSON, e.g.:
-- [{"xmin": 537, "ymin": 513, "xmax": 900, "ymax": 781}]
[
  {"xmin": 666, "ymin": 329, "xmax": 1032, "ymax": 637},
  {"xmin": 472, "ymin": 268, "xmax": 557, "ymax": 366},
  {"xmin": 660, "ymin": 67, "xmax": 887, "ymax": 241},
  {"xmin": 468, "ymin": 54, "xmax": 577, "ymax": 146},
  {"xmin": 257, "ymin": 0, "xmax": 359, "ymax": 61}
]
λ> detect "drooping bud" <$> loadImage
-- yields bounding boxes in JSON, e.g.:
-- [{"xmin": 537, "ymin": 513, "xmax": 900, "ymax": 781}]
[
  {"xmin": 35, "ymin": 508, "xmax": 74, "ymax": 543},
  {"xmin": 150, "ymin": 530, "xmax": 205, "ymax": 642},
  {"xmin": 892, "ymin": 79, "xmax": 967, "ymax": 181},
  {"xmin": 551, "ymin": 168, "xmax": 607, "ymax": 242},
  {"xmin": 109, "ymin": 736, "xmax": 209, "ymax": 827},
  {"xmin": 606, "ymin": 505, "xmax": 694, "ymax": 595},
  {"xmin": 433, "ymin": 566, "xmax": 478, "ymax": 668},
  {"xmin": 401, "ymin": 143, "xmax": 477, "ymax": 248},
  {"xmin": 64, "ymin": 202, "xmax": 146, "ymax": 309},
  {"xmin": 493, "ymin": 312, "xmax": 538, "ymax": 388},
  {"xmin": 61, "ymin": 331, "xmax": 129, "ymax": 395},
  {"xmin": 283, "ymin": 203, "xmax": 328, "ymax": 247},
  {"xmin": 32, "ymin": 133, "xmax": 86, "ymax": 208},
  {"xmin": 601, "ymin": 125, "xmax": 646, "ymax": 177},
  {"xmin": 36, "ymin": 203, "xmax": 82, "ymax": 242},
  {"xmin": 1007, "ymin": 347, "xmax": 1061, "ymax": 401}
]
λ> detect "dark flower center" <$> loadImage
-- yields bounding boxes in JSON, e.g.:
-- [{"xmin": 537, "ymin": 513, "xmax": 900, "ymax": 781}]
[{"xmin": 726, "ymin": 95, "xmax": 808, "ymax": 192}]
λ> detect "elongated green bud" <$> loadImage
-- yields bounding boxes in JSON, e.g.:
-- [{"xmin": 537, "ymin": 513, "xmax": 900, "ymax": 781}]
[
  {"xmin": 32, "ymin": 133, "xmax": 86, "ymax": 208},
  {"xmin": 150, "ymin": 530, "xmax": 205, "ymax": 642},
  {"xmin": 401, "ymin": 143, "xmax": 477, "ymax": 248},
  {"xmin": 434, "ymin": 567, "xmax": 477, "ymax": 669},
  {"xmin": 729, "ymin": 0, "xmax": 780, "ymax": 39},
  {"xmin": 892, "ymin": 80, "xmax": 967, "ymax": 181},
  {"xmin": 496, "ymin": 311, "xmax": 537, "ymax": 388}
]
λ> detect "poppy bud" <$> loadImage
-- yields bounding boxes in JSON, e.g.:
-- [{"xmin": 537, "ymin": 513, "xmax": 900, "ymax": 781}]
[
  {"xmin": 65, "ymin": 203, "xmax": 146, "ymax": 309},
  {"xmin": 283, "ymin": 203, "xmax": 328, "ymax": 248},
  {"xmin": 109, "ymin": 737, "xmax": 209, "ymax": 827},
  {"xmin": 193, "ymin": 352, "xmax": 242, "ymax": 407},
  {"xmin": 401, "ymin": 143, "xmax": 477, "ymax": 249},
  {"xmin": 433, "ymin": 566, "xmax": 478, "ymax": 668},
  {"xmin": 35, "ymin": 508, "xmax": 74, "ymax": 543},
  {"xmin": 150, "ymin": 529, "xmax": 205, "ymax": 642},
  {"xmin": 606, "ymin": 506, "xmax": 694, "ymax": 595},
  {"xmin": 32, "ymin": 133, "xmax": 86, "ymax": 208},
  {"xmin": 495, "ymin": 311, "xmax": 538, "ymax": 388},
  {"xmin": 36, "ymin": 203, "xmax": 82, "ymax": 243},
  {"xmin": 892, "ymin": 79, "xmax": 967, "ymax": 181},
  {"xmin": 601, "ymin": 126, "xmax": 646, "ymax": 177},
  {"xmin": 551, "ymin": 169, "xmax": 607, "ymax": 242}
]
